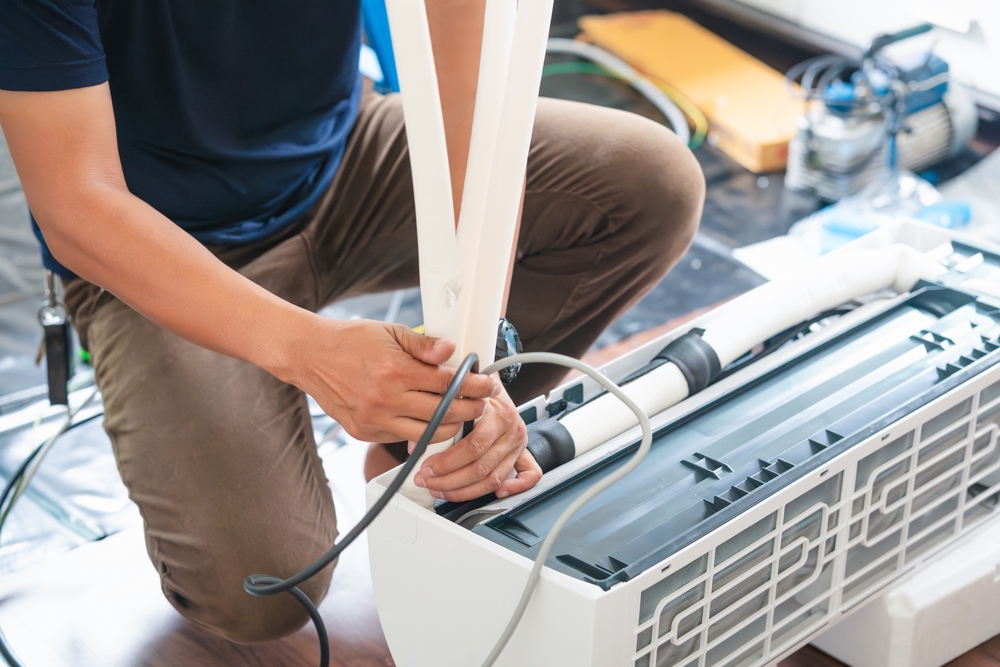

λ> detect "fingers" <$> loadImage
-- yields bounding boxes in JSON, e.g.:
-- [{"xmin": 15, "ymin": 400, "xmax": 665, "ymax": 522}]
[
  {"xmin": 423, "ymin": 449, "xmax": 523, "ymax": 503},
  {"xmin": 395, "ymin": 326, "xmax": 455, "ymax": 366},
  {"xmin": 340, "ymin": 373, "xmax": 493, "ymax": 445},
  {"xmin": 401, "ymin": 391, "xmax": 487, "ymax": 426},
  {"xmin": 420, "ymin": 399, "xmax": 518, "ymax": 478},
  {"xmin": 460, "ymin": 372, "xmax": 501, "ymax": 400},
  {"xmin": 408, "ymin": 364, "xmax": 498, "ymax": 399},
  {"xmin": 342, "ymin": 417, "xmax": 461, "ymax": 446},
  {"xmin": 391, "ymin": 326, "xmax": 498, "ymax": 399},
  {"xmin": 422, "ymin": 447, "xmax": 541, "ymax": 504},
  {"xmin": 387, "ymin": 417, "xmax": 463, "ymax": 445},
  {"xmin": 393, "ymin": 325, "xmax": 494, "ymax": 398},
  {"xmin": 313, "ymin": 320, "xmax": 501, "ymax": 448},
  {"xmin": 413, "ymin": 397, "xmax": 530, "ymax": 502},
  {"xmin": 496, "ymin": 450, "xmax": 542, "ymax": 499}
]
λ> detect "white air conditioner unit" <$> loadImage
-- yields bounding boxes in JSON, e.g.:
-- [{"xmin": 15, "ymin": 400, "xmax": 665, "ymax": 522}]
[{"xmin": 367, "ymin": 220, "xmax": 1000, "ymax": 667}]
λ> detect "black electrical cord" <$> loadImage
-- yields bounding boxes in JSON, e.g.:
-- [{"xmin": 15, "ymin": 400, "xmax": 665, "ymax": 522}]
[
  {"xmin": 242, "ymin": 352, "xmax": 479, "ymax": 667},
  {"xmin": 0, "ymin": 626, "xmax": 20, "ymax": 667},
  {"xmin": 0, "ymin": 487, "xmax": 27, "ymax": 667},
  {"xmin": 713, "ymin": 308, "xmax": 854, "ymax": 384}
]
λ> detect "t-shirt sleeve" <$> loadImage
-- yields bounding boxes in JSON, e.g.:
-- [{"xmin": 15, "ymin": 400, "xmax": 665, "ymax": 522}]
[{"xmin": 0, "ymin": 0, "xmax": 108, "ymax": 92}]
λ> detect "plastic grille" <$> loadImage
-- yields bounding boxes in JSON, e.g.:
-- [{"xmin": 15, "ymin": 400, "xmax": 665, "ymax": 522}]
[{"xmin": 632, "ymin": 377, "xmax": 1000, "ymax": 667}]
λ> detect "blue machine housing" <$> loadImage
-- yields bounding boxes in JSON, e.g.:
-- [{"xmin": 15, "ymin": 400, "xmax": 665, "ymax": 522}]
[
  {"xmin": 822, "ymin": 53, "xmax": 948, "ymax": 116},
  {"xmin": 898, "ymin": 52, "xmax": 949, "ymax": 114}
]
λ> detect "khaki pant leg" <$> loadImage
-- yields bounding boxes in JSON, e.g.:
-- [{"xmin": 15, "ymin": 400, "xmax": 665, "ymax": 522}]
[{"xmin": 64, "ymin": 230, "xmax": 337, "ymax": 644}]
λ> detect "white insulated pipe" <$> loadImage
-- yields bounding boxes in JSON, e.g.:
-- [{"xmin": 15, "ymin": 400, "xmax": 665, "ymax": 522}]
[
  {"xmin": 559, "ymin": 245, "xmax": 946, "ymax": 457},
  {"xmin": 456, "ymin": 0, "xmax": 517, "ymax": 351},
  {"xmin": 386, "ymin": 0, "xmax": 553, "ymax": 507},
  {"xmin": 384, "ymin": 0, "xmax": 460, "ymax": 355},
  {"xmin": 385, "ymin": 0, "xmax": 461, "ymax": 507},
  {"xmin": 460, "ymin": 0, "xmax": 554, "ymax": 369},
  {"xmin": 700, "ymin": 244, "xmax": 946, "ymax": 367}
]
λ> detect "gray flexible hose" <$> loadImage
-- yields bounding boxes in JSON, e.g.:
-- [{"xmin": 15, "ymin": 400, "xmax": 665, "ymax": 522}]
[
  {"xmin": 478, "ymin": 351, "xmax": 653, "ymax": 667},
  {"xmin": 0, "ymin": 387, "xmax": 101, "ymax": 526},
  {"xmin": 545, "ymin": 38, "xmax": 691, "ymax": 146}
]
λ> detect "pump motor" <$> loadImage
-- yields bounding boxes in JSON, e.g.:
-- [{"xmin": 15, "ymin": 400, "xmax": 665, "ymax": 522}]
[{"xmin": 785, "ymin": 28, "xmax": 978, "ymax": 201}]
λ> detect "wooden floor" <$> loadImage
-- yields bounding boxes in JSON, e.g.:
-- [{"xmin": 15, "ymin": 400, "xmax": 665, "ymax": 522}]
[{"xmin": 1, "ymin": 323, "xmax": 999, "ymax": 666}]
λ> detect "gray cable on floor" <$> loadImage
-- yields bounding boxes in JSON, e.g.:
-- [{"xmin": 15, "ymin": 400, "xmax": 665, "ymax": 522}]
[
  {"xmin": 545, "ymin": 38, "xmax": 691, "ymax": 146},
  {"xmin": 0, "ymin": 353, "xmax": 648, "ymax": 667},
  {"xmin": 0, "ymin": 385, "xmax": 101, "ymax": 667},
  {"xmin": 478, "ymin": 351, "xmax": 653, "ymax": 667},
  {"xmin": 0, "ymin": 387, "xmax": 101, "ymax": 527}
]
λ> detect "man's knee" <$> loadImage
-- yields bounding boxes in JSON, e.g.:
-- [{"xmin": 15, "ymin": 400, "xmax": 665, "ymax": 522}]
[
  {"xmin": 150, "ymin": 498, "xmax": 338, "ymax": 645},
  {"xmin": 527, "ymin": 99, "xmax": 704, "ymax": 268},
  {"xmin": 163, "ymin": 556, "xmax": 336, "ymax": 644},
  {"xmin": 606, "ymin": 114, "xmax": 705, "ymax": 262}
]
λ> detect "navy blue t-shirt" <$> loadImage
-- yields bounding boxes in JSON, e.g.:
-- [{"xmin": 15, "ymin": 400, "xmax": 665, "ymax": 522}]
[{"xmin": 0, "ymin": 0, "xmax": 363, "ymax": 277}]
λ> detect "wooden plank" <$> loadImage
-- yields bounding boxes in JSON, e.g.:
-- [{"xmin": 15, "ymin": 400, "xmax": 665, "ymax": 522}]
[
  {"xmin": 780, "ymin": 645, "xmax": 849, "ymax": 667},
  {"xmin": 946, "ymin": 635, "xmax": 1000, "ymax": 667}
]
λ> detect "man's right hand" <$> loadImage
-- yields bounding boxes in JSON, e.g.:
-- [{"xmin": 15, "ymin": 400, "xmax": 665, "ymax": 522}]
[{"xmin": 278, "ymin": 318, "xmax": 499, "ymax": 444}]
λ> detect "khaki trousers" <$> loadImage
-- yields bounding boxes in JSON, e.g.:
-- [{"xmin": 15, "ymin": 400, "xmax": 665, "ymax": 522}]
[{"xmin": 64, "ymin": 92, "xmax": 704, "ymax": 643}]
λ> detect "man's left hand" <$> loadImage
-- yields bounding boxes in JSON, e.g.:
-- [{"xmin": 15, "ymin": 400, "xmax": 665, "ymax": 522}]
[{"xmin": 412, "ymin": 384, "xmax": 541, "ymax": 502}]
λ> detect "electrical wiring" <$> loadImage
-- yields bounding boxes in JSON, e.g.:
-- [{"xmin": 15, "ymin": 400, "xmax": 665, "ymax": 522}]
[
  {"xmin": 0, "ymin": 391, "xmax": 100, "ymax": 525},
  {"xmin": 642, "ymin": 73, "xmax": 709, "ymax": 149},
  {"xmin": 541, "ymin": 60, "xmax": 609, "ymax": 78},
  {"xmin": 545, "ymin": 38, "xmax": 696, "ymax": 148},
  {"xmin": 0, "ymin": 351, "xmax": 649, "ymax": 667},
  {"xmin": 784, "ymin": 54, "xmax": 848, "ymax": 102},
  {"xmin": 476, "ymin": 351, "xmax": 653, "ymax": 667},
  {"xmin": 0, "ymin": 356, "xmax": 481, "ymax": 667},
  {"xmin": 0, "ymin": 466, "xmax": 32, "ymax": 667},
  {"xmin": 249, "ymin": 350, "xmax": 653, "ymax": 667},
  {"xmin": 542, "ymin": 54, "xmax": 709, "ymax": 150},
  {"xmin": 0, "ymin": 386, "xmax": 101, "ymax": 667}
]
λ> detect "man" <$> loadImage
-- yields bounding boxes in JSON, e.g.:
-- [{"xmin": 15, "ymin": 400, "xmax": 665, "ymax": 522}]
[{"xmin": 0, "ymin": 0, "xmax": 703, "ymax": 646}]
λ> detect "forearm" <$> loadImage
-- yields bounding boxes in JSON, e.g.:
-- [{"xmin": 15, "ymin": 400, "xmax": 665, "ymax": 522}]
[
  {"xmin": 0, "ymin": 85, "xmax": 312, "ymax": 383},
  {"xmin": 37, "ymin": 183, "xmax": 311, "ymax": 382},
  {"xmin": 426, "ymin": 0, "xmax": 485, "ymax": 222}
]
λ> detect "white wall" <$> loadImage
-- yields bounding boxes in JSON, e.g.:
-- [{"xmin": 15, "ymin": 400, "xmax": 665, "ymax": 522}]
[{"xmin": 724, "ymin": 0, "xmax": 1000, "ymax": 107}]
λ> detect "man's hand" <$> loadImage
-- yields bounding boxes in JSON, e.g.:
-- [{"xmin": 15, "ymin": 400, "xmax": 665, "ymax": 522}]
[
  {"xmin": 284, "ymin": 318, "xmax": 500, "ymax": 444},
  {"xmin": 411, "ymin": 385, "xmax": 541, "ymax": 502},
  {"xmin": 286, "ymin": 317, "xmax": 542, "ymax": 501}
]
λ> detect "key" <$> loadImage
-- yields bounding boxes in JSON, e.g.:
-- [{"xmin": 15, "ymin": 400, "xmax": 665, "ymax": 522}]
[
  {"xmin": 41, "ymin": 310, "xmax": 73, "ymax": 406},
  {"xmin": 38, "ymin": 270, "xmax": 73, "ymax": 406}
]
